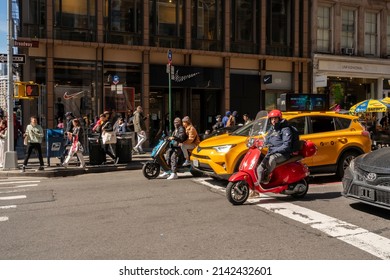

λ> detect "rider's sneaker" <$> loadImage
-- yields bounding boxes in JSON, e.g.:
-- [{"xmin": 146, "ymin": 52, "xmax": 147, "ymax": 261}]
[
  {"xmin": 167, "ymin": 173, "xmax": 178, "ymax": 180},
  {"xmin": 158, "ymin": 171, "xmax": 170, "ymax": 178},
  {"xmin": 261, "ymin": 174, "xmax": 271, "ymax": 184},
  {"xmin": 182, "ymin": 160, "xmax": 191, "ymax": 167}
]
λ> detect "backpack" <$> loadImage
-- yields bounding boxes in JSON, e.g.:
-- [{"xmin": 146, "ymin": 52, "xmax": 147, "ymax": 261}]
[{"xmin": 288, "ymin": 125, "xmax": 301, "ymax": 153}]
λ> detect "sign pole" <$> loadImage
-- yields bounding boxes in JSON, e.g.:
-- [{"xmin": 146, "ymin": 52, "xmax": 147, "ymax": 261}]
[
  {"xmin": 3, "ymin": 0, "xmax": 18, "ymax": 170},
  {"xmin": 167, "ymin": 50, "xmax": 173, "ymax": 134}
]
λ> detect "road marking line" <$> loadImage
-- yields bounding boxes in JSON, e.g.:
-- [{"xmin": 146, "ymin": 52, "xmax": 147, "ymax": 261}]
[
  {"xmin": 0, "ymin": 205, "xmax": 17, "ymax": 209},
  {"xmin": 194, "ymin": 178, "xmax": 390, "ymax": 260},
  {"xmin": 0, "ymin": 216, "xmax": 9, "ymax": 222},
  {"xmin": 0, "ymin": 180, "xmax": 40, "ymax": 185},
  {"xmin": 0, "ymin": 195, "xmax": 27, "ymax": 200},
  {"xmin": 0, "ymin": 184, "xmax": 38, "ymax": 191}
]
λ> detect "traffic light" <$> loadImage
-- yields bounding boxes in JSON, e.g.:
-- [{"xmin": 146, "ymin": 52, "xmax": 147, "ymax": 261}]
[
  {"xmin": 14, "ymin": 81, "xmax": 41, "ymax": 99},
  {"xmin": 25, "ymin": 83, "xmax": 40, "ymax": 97}
]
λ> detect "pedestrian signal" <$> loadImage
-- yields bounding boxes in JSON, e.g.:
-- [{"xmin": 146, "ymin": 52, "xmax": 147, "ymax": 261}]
[{"xmin": 14, "ymin": 81, "xmax": 41, "ymax": 99}]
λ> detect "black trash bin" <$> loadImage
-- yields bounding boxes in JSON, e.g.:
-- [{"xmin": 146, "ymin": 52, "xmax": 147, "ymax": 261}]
[
  {"xmin": 116, "ymin": 133, "xmax": 132, "ymax": 164},
  {"xmin": 88, "ymin": 134, "xmax": 105, "ymax": 165}
]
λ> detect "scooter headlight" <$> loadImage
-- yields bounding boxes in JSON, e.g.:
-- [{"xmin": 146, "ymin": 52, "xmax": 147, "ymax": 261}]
[{"xmin": 213, "ymin": 144, "xmax": 235, "ymax": 153}]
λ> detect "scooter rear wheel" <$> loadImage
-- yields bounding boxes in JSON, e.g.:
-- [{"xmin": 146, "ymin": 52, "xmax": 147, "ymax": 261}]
[
  {"xmin": 290, "ymin": 179, "xmax": 309, "ymax": 199},
  {"xmin": 142, "ymin": 162, "xmax": 160, "ymax": 179},
  {"xmin": 226, "ymin": 181, "xmax": 250, "ymax": 205}
]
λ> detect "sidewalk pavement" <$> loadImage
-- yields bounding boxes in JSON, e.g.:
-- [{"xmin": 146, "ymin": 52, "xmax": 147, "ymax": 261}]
[{"xmin": 0, "ymin": 151, "xmax": 152, "ymax": 178}]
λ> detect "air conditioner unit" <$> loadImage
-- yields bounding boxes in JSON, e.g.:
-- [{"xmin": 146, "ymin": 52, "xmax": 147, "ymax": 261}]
[{"xmin": 341, "ymin": 48, "xmax": 354, "ymax": 55}]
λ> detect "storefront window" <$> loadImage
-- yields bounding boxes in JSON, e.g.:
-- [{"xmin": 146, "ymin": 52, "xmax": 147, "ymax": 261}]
[
  {"xmin": 18, "ymin": 0, "xmax": 46, "ymax": 38},
  {"xmin": 266, "ymin": 0, "xmax": 291, "ymax": 56},
  {"xmin": 364, "ymin": 12, "xmax": 378, "ymax": 56},
  {"xmin": 149, "ymin": 0, "xmax": 184, "ymax": 48},
  {"xmin": 103, "ymin": 63, "xmax": 141, "ymax": 116},
  {"xmin": 317, "ymin": 6, "xmax": 331, "ymax": 53},
  {"xmin": 54, "ymin": 0, "xmax": 96, "ymax": 42},
  {"xmin": 231, "ymin": 0, "xmax": 258, "ymax": 54},
  {"xmin": 104, "ymin": 0, "xmax": 142, "ymax": 45},
  {"xmin": 387, "ymin": 16, "xmax": 390, "ymax": 56},
  {"xmin": 191, "ymin": 0, "xmax": 222, "ymax": 51},
  {"xmin": 53, "ymin": 60, "xmax": 98, "ymax": 127},
  {"xmin": 341, "ymin": 9, "xmax": 355, "ymax": 50}
]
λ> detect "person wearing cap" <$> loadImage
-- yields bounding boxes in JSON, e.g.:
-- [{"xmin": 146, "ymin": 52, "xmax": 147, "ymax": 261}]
[
  {"xmin": 226, "ymin": 111, "xmax": 237, "ymax": 127},
  {"xmin": 159, "ymin": 117, "xmax": 187, "ymax": 180},
  {"xmin": 212, "ymin": 114, "xmax": 224, "ymax": 132},
  {"xmin": 222, "ymin": 111, "xmax": 231, "ymax": 127},
  {"xmin": 179, "ymin": 116, "xmax": 200, "ymax": 167}
]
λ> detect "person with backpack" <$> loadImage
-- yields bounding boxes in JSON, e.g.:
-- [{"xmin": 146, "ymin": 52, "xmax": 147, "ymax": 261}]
[{"xmin": 256, "ymin": 109, "xmax": 293, "ymax": 184}]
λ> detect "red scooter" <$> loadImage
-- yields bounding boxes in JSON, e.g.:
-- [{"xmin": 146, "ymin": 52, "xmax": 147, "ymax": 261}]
[{"xmin": 226, "ymin": 137, "xmax": 317, "ymax": 205}]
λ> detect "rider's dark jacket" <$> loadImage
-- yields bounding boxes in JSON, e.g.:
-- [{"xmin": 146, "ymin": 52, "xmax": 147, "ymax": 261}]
[
  {"xmin": 264, "ymin": 119, "xmax": 292, "ymax": 157},
  {"xmin": 171, "ymin": 125, "xmax": 187, "ymax": 147}
]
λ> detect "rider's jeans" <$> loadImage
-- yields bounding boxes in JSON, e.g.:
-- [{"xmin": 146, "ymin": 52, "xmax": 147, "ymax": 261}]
[
  {"xmin": 256, "ymin": 153, "xmax": 290, "ymax": 183},
  {"xmin": 181, "ymin": 143, "xmax": 196, "ymax": 160}
]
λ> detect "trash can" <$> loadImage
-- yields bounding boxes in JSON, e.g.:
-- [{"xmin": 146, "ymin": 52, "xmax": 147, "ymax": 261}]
[
  {"xmin": 46, "ymin": 129, "xmax": 64, "ymax": 166},
  {"xmin": 116, "ymin": 133, "xmax": 133, "ymax": 164},
  {"xmin": 88, "ymin": 134, "xmax": 105, "ymax": 165}
]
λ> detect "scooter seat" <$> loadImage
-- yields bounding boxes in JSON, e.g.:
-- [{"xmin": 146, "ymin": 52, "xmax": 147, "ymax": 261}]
[{"xmin": 275, "ymin": 155, "xmax": 303, "ymax": 168}]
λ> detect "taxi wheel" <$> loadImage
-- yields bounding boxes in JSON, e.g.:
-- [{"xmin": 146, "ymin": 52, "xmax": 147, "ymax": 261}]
[
  {"xmin": 190, "ymin": 169, "xmax": 203, "ymax": 177},
  {"xmin": 336, "ymin": 151, "xmax": 359, "ymax": 179}
]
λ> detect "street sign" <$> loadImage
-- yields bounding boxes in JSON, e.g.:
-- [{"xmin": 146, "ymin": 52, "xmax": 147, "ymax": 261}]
[
  {"xmin": 113, "ymin": 75, "xmax": 120, "ymax": 85},
  {"xmin": 0, "ymin": 53, "xmax": 26, "ymax": 64},
  {"xmin": 14, "ymin": 40, "xmax": 39, "ymax": 48},
  {"xmin": 167, "ymin": 49, "xmax": 172, "ymax": 64}
]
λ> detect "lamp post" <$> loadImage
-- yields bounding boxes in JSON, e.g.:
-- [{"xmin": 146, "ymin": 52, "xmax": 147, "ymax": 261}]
[{"xmin": 3, "ymin": 0, "xmax": 18, "ymax": 170}]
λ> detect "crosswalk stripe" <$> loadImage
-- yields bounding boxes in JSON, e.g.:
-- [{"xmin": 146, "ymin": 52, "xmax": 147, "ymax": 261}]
[
  {"xmin": 194, "ymin": 178, "xmax": 390, "ymax": 260},
  {"xmin": 0, "ymin": 205, "xmax": 17, "ymax": 209},
  {"xmin": 0, "ymin": 195, "xmax": 27, "ymax": 200},
  {"xmin": 0, "ymin": 180, "xmax": 41, "ymax": 185},
  {"xmin": 0, "ymin": 216, "xmax": 9, "ymax": 222}
]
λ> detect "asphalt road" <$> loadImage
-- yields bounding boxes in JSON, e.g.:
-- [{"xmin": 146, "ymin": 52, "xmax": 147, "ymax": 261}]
[{"xmin": 0, "ymin": 172, "xmax": 389, "ymax": 260}]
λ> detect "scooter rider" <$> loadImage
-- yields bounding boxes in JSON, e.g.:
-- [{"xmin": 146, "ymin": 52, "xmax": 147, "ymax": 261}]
[
  {"xmin": 159, "ymin": 117, "xmax": 187, "ymax": 180},
  {"xmin": 256, "ymin": 109, "xmax": 292, "ymax": 184}
]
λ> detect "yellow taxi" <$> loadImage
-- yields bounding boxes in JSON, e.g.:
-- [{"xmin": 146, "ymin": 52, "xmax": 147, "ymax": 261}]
[{"xmin": 191, "ymin": 111, "xmax": 372, "ymax": 180}]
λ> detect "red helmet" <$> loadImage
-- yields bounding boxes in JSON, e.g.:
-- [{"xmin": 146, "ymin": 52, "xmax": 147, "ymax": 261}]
[{"xmin": 268, "ymin": 109, "xmax": 282, "ymax": 119}]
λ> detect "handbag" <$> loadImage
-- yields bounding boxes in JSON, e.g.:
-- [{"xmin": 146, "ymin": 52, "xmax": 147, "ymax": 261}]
[
  {"xmin": 102, "ymin": 131, "xmax": 117, "ymax": 144},
  {"xmin": 23, "ymin": 134, "xmax": 29, "ymax": 146}
]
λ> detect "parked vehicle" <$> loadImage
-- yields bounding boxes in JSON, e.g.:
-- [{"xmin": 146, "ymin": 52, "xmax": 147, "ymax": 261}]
[
  {"xmin": 342, "ymin": 147, "xmax": 390, "ymax": 211},
  {"xmin": 142, "ymin": 136, "xmax": 203, "ymax": 179},
  {"xmin": 191, "ymin": 111, "xmax": 372, "ymax": 180},
  {"xmin": 226, "ymin": 132, "xmax": 317, "ymax": 205}
]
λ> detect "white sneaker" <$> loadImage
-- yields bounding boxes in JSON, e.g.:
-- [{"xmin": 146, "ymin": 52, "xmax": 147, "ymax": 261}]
[
  {"xmin": 182, "ymin": 160, "xmax": 191, "ymax": 167},
  {"xmin": 167, "ymin": 173, "xmax": 178, "ymax": 180},
  {"xmin": 158, "ymin": 171, "xmax": 170, "ymax": 178}
]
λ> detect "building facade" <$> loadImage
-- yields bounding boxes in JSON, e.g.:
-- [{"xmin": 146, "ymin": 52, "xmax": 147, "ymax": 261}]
[{"xmin": 14, "ymin": 0, "xmax": 390, "ymax": 146}]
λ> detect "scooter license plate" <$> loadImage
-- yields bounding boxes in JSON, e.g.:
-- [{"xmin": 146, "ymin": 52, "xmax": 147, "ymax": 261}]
[{"xmin": 193, "ymin": 159, "xmax": 199, "ymax": 167}]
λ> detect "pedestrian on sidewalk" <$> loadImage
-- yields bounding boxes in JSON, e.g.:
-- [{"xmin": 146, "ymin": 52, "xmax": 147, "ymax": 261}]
[
  {"xmin": 133, "ymin": 106, "xmax": 147, "ymax": 154},
  {"xmin": 22, "ymin": 116, "xmax": 45, "ymax": 172},
  {"xmin": 0, "ymin": 119, "xmax": 7, "ymax": 168},
  {"xmin": 62, "ymin": 118, "xmax": 86, "ymax": 168},
  {"xmin": 99, "ymin": 114, "xmax": 119, "ymax": 165}
]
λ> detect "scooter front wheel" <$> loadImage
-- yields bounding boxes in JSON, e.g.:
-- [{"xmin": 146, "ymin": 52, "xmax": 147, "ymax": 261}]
[
  {"xmin": 142, "ymin": 162, "xmax": 160, "ymax": 179},
  {"xmin": 226, "ymin": 181, "xmax": 250, "ymax": 205}
]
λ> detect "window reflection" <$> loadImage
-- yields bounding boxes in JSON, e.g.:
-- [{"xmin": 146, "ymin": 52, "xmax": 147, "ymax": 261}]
[{"xmin": 54, "ymin": 0, "xmax": 96, "ymax": 42}]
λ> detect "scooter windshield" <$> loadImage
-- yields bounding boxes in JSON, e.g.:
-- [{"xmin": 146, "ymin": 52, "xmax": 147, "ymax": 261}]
[{"xmin": 249, "ymin": 118, "xmax": 269, "ymax": 137}]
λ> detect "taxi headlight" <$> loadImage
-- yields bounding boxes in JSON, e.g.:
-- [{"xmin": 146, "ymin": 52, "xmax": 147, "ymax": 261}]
[{"xmin": 213, "ymin": 144, "xmax": 235, "ymax": 153}]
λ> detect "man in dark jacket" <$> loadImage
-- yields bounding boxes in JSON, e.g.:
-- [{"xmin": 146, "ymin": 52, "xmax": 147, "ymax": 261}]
[
  {"xmin": 159, "ymin": 117, "xmax": 187, "ymax": 180},
  {"xmin": 256, "ymin": 109, "xmax": 292, "ymax": 184}
]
